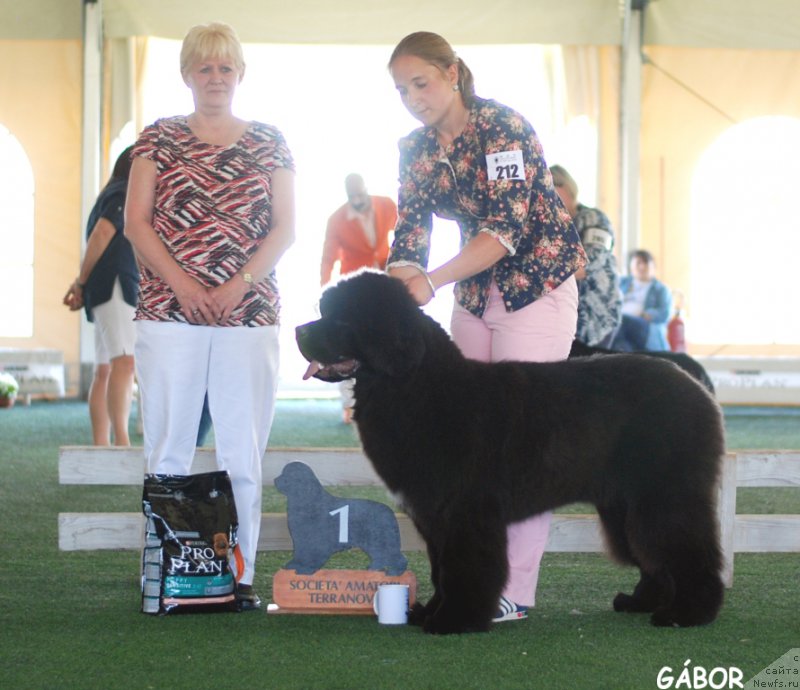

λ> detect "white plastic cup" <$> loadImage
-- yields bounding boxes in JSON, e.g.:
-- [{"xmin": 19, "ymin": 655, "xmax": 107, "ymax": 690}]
[{"xmin": 372, "ymin": 584, "xmax": 409, "ymax": 625}]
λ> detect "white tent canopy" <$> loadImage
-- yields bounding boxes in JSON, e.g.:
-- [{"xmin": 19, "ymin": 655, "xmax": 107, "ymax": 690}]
[{"xmin": 5, "ymin": 0, "xmax": 800, "ymax": 49}]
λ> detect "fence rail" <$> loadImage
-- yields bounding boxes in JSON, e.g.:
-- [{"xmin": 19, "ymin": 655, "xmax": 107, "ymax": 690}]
[{"xmin": 58, "ymin": 447, "xmax": 800, "ymax": 587}]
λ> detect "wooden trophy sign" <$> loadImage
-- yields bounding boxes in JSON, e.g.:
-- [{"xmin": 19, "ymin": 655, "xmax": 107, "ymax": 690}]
[{"xmin": 268, "ymin": 461, "xmax": 416, "ymax": 615}]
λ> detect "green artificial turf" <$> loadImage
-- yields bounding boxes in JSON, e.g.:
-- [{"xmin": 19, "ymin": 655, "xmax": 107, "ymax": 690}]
[{"xmin": 0, "ymin": 399, "xmax": 798, "ymax": 690}]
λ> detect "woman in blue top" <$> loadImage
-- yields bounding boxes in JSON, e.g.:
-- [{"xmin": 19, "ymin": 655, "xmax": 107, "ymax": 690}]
[
  {"xmin": 613, "ymin": 249, "xmax": 673, "ymax": 351},
  {"xmin": 387, "ymin": 32, "xmax": 586, "ymax": 622}
]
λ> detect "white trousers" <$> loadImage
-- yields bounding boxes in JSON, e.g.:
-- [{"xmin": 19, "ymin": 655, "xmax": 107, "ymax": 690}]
[{"xmin": 135, "ymin": 320, "xmax": 280, "ymax": 585}]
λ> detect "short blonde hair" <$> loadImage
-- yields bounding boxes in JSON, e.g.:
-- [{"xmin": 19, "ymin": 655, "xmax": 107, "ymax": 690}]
[{"xmin": 180, "ymin": 22, "xmax": 245, "ymax": 80}]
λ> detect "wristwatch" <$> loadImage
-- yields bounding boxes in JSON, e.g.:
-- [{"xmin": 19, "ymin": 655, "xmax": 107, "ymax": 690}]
[{"xmin": 242, "ymin": 272, "xmax": 254, "ymax": 286}]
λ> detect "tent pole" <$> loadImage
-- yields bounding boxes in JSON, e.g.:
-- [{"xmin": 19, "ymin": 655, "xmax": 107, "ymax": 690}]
[
  {"xmin": 79, "ymin": 0, "xmax": 102, "ymax": 398},
  {"xmin": 619, "ymin": 0, "xmax": 645, "ymax": 265}
]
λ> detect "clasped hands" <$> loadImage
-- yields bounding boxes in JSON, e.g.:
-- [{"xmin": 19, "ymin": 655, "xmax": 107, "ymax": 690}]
[{"xmin": 176, "ymin": 275, "xmax": 250, "ymax": 325}]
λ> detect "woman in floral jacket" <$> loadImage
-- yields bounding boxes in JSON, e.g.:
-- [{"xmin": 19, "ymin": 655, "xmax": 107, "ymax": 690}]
[{"xmin": 387, "ymin": 32, "xmax": 586, "ymax": 623}]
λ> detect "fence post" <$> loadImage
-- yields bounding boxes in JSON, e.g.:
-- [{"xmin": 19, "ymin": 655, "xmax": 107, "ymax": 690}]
[{"xmin": 717, "ymin": 453, "xmax": 737, "ymax": 587}]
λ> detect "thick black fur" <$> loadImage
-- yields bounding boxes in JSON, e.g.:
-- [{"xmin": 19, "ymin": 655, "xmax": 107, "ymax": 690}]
[
  {"xmin": 296, "ymin": 270, "xmax": 725, "ymax": 634},
  {"xmin": 569, "ymin": 339, "xmax": 716, "ymax": 394}
]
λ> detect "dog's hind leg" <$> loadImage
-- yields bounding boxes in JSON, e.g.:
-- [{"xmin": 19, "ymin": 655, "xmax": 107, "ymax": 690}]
[
  {"xmin": 650, "ymin": 562, "xmax": 724, "ymax": 627},
  {"xmin": 613, "ymin": 568, "xmax": 674, "ymax": 614},
  {"xmin": 598, "ymin": 502, "xmax": 673, "ymax": 614},
  {"xmin": 648, "ymin": 526, "xmax": 724, "ymax": 627},
  {"xmin": 624, "ymin": 500, "xmax": 724, "ymax": 627},
  {"xmin": 597, "ymin": 502, "xmax": 637, "ymax": 565}
]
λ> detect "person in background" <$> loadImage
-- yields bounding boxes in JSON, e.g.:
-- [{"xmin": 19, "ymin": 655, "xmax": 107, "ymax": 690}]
[
  {"xmin": 550, "ymin": 164, "xmax": 621, "ymax": 347},
  {"xmin": 611, "ymin": 249, "xmax": 673, "ymax": 351},
  {"xmin": 63, "ymin": 145, "xmax": 138, "ymax": 446},
  {"xmin": 320, "ymin": 173, "xmax": 397, "ymax": 423},
  {"xmin": 125, "ymin": 21, "xmax": 295, "ymax": 610},
  {"xmin": 320, "ymin": 173, "xmax": 397, "ymax": 285},
  {"xmin": 387, "ymin": 31, "xmax": 586, "ymax": 623}
]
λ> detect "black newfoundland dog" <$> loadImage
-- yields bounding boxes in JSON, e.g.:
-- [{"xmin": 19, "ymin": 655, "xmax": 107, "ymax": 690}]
[
  {"xmin": 296, "ymin": 271, "xmax": 725, "ymax": 634},
  {"xmin": 569, "ymin": 339, "xmax": 715, "ymax": 394}
]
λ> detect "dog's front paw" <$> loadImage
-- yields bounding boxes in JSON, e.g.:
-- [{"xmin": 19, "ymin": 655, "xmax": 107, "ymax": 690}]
[
  {"xmin": 613, "ymin": 591, "xmax": 654, "ymax": 613},
  {"xmin": 422, "ymin": 611, "xmax": 490, "ymax": 635},
  {"xmin": 407, "ymin": 601, "xmax": 429, "ymax": 627}
]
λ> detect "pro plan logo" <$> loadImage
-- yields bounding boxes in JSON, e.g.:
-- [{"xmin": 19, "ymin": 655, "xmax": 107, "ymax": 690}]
[
  {"xmin": 657, "ymin": 659, "xmax": 744, "ymax": 689},
  {"xmin": 744, "ymin": 649, "xmax": 800, "ymax": 689}
]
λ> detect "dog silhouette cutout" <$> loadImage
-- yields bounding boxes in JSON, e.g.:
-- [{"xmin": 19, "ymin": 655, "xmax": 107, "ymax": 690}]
[{"xmin": 274, "ymin": 461, "xmax": 408, "ymax": 575}]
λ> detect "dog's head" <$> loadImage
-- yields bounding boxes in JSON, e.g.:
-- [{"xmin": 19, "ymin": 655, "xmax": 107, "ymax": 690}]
[
  {"xmin": 275, "ymin": 461, "xmax": 324, "ymax": 497},
  {"xmin": 296, "ymin": 270, "xmax": 426, "ymax": 381}
]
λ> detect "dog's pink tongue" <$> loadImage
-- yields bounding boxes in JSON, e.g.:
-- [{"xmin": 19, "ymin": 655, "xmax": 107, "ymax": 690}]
[{"xmin": 303, "ymin": 361, "xmax": 322, "ymax": 380}]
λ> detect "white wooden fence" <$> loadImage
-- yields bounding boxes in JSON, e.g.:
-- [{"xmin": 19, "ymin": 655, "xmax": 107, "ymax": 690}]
[{"xmin": 58, "ymin": 447, "xmax": 800, "ymax": 587}]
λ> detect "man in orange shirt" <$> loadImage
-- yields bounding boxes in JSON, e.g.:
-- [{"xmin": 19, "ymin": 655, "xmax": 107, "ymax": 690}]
[
  {"xmin": 320, "ymin": 173, "xmax": 398, "ymax": 285},
  {"xmin": 321, "ymin": 174, "xmax": 397, "ymax": 424}
]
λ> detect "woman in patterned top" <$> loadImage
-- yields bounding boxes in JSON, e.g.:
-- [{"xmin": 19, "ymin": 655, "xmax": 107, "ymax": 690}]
[
  {"xmin": 387, "ymin": 32, "xmax": 586, "ymax": 623},
  {"xmin": 550, "ymin": 164, "xmax": 622, "ymax": 347},
  {"xmin": 125, "ymin": 22, "xmax": 295, "ymax": 610}
]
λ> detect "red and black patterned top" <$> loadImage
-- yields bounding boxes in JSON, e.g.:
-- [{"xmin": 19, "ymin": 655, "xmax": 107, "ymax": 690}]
[{"xmin": 132, "ymin": 116, "xmax": 294, "ymax": 326}]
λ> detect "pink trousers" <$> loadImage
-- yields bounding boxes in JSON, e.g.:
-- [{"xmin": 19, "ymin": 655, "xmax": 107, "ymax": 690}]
[{"xmin": 450, "ymin": 276, "xmax": 578, "ymax": 606}]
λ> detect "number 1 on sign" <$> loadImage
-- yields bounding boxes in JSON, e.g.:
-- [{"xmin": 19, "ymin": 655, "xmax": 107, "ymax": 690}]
[{"xmin": 329, "ymin": 505, "xmax": 350, "ymax": 543}]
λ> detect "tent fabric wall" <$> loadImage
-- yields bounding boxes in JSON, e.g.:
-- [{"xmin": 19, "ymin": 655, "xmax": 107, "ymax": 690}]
[
  {"xmin": 0, "ymin": 0, "xmax": 83, "ymax": 40},
  {"xmin": 101, "ymin": 0, "xmax": 624, "ymax": 46},
  {"xmin": 645, "ymin": 0, "xmax": 800, "ymax": 50},
  {"xmin": 560, "ymin": 44, "xmax": 622, "ymax": 256},
  {"xmin": 638, "ymin": 45, "xmax": 800, "ymax": 356},
  {"xmin": 105, "ymin": 38, "xmax": 135, "ymax": 160},
  {"xmin": 6, "ymin": 1, "xmax": 800, "ymax": 49},
  {"xmin": 0, "ymin": 40, "xmax": 83, "ymax": 370},
  {"xmin": 596, "ymin": 46, "xmax": 622, "ymax": 234}
]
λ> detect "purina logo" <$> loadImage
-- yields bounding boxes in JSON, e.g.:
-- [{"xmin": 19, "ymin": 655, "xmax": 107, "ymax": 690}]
[{"xmin": 743, "ymin": 649, "xmax": 800, "ymax": 689}]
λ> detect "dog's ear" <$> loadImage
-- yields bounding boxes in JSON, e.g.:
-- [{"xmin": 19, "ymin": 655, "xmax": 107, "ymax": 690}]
[
  {"xmin": 356, "ymin": 325, "xmax": 425, "ymax": 377},
  {"xmin": 324, "ymin": 271, "xmax": 428, "ymax": 377}
]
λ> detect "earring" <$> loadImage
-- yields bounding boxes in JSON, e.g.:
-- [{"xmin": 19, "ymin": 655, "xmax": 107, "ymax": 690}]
[{"xmin": 452, "ymin": 84, "xmax": 459, "ymax": 92}]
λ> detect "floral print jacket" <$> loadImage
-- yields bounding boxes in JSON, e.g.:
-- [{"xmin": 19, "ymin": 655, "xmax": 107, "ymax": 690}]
[{"xmin": 387, "ymin": 97, "xmax": 586, "ymax": 317}]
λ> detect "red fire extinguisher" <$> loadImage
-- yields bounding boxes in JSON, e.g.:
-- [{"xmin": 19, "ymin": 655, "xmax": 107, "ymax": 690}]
[{"xmin": 667, "ymin": 291, "xmax": 686, "ymax": 353}]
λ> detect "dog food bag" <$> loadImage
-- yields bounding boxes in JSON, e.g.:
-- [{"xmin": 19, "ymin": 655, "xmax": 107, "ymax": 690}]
[{"xmin": 141, "ymin": 471, "xmax": 241, "ymax": 614}]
